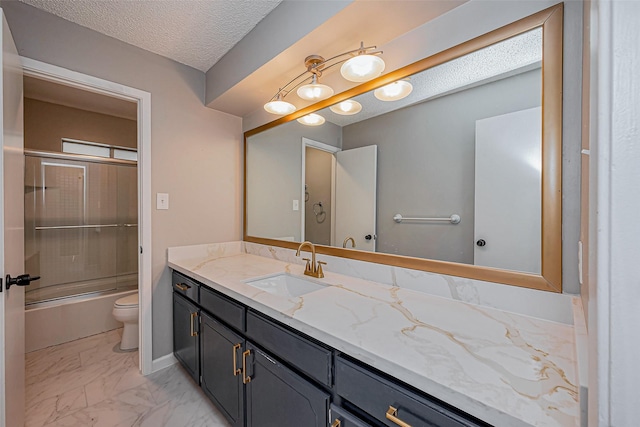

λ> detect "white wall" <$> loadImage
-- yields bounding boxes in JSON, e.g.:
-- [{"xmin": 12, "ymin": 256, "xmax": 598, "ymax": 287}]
[
  {"xmin": 587, "ymin": 0, "xmax": 640, "ymax": 425},
  {"xmin": 0, "ymin": 1, "xmax": 243, "ymax": 359}
]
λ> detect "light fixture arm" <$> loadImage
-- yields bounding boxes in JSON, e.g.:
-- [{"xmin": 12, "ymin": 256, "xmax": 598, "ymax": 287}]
[
  {"xmin": 267, "ymin": 42, "xmax": 383, "ymax": 102},
  {"xmin": 319, "ymin": 42, "xmax": 381, "ymax": 65}
]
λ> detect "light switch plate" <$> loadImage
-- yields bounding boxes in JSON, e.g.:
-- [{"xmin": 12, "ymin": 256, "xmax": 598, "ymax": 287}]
[
  {"xmin": 157, "ymin": 193, "xmax": 169, "ymax": 210},
  {"xmin": 292, "ymin": 199, "xmax": 299, "ymax": 211}
]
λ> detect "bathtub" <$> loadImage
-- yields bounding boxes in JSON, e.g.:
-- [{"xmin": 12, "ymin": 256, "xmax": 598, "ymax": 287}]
[{"xmin": 25, "ymin": 289, "xmax": 137, "ymax": 352}]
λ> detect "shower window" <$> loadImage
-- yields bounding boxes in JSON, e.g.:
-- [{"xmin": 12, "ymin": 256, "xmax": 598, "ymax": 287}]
[{"xmin": 24, "ymin": 152, "xmax": 138, "ymax": 305}]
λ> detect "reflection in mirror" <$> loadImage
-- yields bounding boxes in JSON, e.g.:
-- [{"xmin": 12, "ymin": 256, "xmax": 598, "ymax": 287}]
[
  {"xmin": 247, "ymin": 28, "xmax": 544, "ymax": 275},
  {"xmin": 244, "ymin": 0, "xmax": 567, "ymax": 297}
]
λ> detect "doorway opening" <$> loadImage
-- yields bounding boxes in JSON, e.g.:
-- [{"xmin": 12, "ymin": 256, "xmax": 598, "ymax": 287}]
[{"xmin": 21, "ymin": 58, "xmax": 153, "ymax": 375}]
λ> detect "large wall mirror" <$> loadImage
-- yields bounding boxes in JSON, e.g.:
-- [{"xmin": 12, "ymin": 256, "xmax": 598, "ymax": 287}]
[{"xmin": 244, "ymin": 5, "xmax": 563, "ymax": 292}]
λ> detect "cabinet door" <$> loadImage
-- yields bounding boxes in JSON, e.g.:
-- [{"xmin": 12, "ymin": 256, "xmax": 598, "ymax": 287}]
[
  {"xmin": 329, "ymin": 404, "xmax": 370, "ymax": 427},
  {"xmin": 200, "ymin": 313, "xmax": 244, "ymax": 427},
  {"xmin": 173, "ymin": 292, "xmax": 200, "ymax": 383},
  {"xmin": 245, "ymin": 343, "xmax": 329, "ymax": 427}
]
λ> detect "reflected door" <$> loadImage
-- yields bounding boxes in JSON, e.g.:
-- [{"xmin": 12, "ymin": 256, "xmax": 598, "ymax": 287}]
[
  {"xmin": 334, "ymin": 145, "xmax": 377, "ymax": 252},
  {"xmin": 474, "ymin": 107, "xmax": 541, "ymax": 273}
]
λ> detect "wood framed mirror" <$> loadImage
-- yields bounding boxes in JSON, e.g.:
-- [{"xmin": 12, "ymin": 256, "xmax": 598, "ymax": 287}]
[{"xmin": 244, "ymin": 4, "xmax": 563, "ymax": 292}]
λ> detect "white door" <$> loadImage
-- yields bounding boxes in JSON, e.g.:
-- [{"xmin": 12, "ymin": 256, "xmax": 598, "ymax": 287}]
[
  {"xmin": 0, "ymin": 10, "xmax": 25, "ymax": 427},
  {"xmin": 474, "ymin": 107, "xmax": 541, "ymax": 273},
  {"xmin": 334, "ymin": 145, "xmax": 377, "ymax": 252}
]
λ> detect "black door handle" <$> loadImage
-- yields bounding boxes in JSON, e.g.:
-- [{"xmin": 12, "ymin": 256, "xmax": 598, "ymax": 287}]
[
  {"xmin": 364, "ymin": 234, "xmax": 372, "ymax": 241},
  {"xmin": 5, "ymin": 274, "xmax": 40, "ymax": 290},
  {"xmin": 476, "ymin": 239, "xmax": 486, "ymax": 247}
]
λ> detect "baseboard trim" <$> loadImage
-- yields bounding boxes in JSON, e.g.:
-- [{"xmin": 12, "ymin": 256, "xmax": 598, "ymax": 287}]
[{"xmin": 151, "ymin": 353, "xmax": 177, "ymax": 373}]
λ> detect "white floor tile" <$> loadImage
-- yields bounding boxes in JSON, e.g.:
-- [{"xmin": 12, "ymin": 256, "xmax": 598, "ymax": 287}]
[{"xmin": 26, "ymin": 329, "xmax": 230, "ymax": 427}]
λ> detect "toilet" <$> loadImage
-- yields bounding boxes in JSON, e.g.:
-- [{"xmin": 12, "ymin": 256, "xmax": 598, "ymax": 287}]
[{"xmin": 112, "ymin": 293, "xmax": 139, "ymax": 350}]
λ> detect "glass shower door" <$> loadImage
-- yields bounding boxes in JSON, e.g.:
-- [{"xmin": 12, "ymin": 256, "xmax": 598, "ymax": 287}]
[
  {"xmin": 24, "ymin": 154, "xmax": 137, "ymax": 304},
  {"xmin": 116, "ymin": 164, "xmax": 138, "ymax": 291}
]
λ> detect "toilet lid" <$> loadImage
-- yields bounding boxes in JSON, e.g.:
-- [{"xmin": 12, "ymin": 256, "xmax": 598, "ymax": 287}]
[{"xmin": 115, "ymin": 294, "xmax": 139, "ymax": 308}]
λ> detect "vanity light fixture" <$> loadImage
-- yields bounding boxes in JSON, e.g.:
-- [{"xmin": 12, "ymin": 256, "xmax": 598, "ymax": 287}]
[
  {"xmin": 329, "ymin": 99, "xmax": 363, "ymax": 115},
  {"xmin": 297, "ymin": 113, "xmax": 326, "ymax": 126},
  {"xmin": 374, "ymin": 79, "xmax": 413, "ymax": 101},
  {"xmin": 263, "ymin": 93, "xmax": 297, "ymax": 115},
  {"xmin": 297, "ymin": 74, "xmax": 334, "ymax": 101},
  {"xmin": 340, "ymin": 44, "xmax": 386, "ymax": 82},
  {"xmin": 264, "ymin": 42, "xmax": 384, "ymax": 115}
]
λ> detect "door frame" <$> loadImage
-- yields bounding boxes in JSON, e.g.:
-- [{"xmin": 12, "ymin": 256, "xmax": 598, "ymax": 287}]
[
  {"xmin": 21, "ymin": 57, "xmax": 154, "ymax": 375},
  {"xmin": 300, "ymin": 138, "xmax": 340, "ymax": 245}
]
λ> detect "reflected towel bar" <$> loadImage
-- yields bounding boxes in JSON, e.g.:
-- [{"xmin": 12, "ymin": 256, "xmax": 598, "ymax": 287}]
[{"xmin": 393, "ymin": 214, "xmax": 461, "ymax": 224}]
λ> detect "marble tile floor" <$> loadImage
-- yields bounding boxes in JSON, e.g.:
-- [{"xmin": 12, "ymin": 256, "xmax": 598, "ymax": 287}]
[{"xmin": 25, "ymin": 329, "xmax": 231, "ymax": 427}]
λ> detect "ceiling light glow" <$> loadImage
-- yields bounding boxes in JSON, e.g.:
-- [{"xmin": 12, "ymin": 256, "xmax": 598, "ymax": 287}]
[
  {"xmin": 374, "ymin": 80, "xmax": 413, "ymax": 101},
  {"xmin": 329, "ymin": 100, "xmax": 362, "ymax": 115},
  {"xmin": 297, "ymin": 113, "xmax": 326, "ymax": 126}
]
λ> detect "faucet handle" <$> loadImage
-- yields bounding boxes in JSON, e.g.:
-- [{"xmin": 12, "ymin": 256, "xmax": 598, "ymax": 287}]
[
  {"xmin": 316, "ymin": 261, "xmax": 326, "ymax": 278},
  {"xmin": 302, "ymin": 258, "xmax": 312, "ymax": 272}
]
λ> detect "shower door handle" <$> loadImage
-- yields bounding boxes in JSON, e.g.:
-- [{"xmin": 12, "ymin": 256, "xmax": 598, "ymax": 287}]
[{"xmin": 5, "ymin": 274, "xmax": 40, "ymax": 290}]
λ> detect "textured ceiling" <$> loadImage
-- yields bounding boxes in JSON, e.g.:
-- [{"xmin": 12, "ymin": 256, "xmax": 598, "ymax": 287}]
[{"xmin": 18, "ymin": 0, "xmax": 282, "ymax": 72}]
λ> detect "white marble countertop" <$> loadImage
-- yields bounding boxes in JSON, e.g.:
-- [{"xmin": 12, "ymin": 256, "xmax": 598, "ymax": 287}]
[{"xmin": 168, "ymin": 243, "xmax": 578, "ymax": 427}]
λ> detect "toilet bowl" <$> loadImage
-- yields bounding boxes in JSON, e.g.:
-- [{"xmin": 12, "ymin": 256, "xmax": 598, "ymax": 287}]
[{"xmin": 112, "ymin": 293, "xmax": 139, "ymax": 350}]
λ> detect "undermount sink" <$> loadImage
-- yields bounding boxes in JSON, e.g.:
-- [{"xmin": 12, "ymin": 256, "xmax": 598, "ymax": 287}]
[{"xmin": 244, "ymin": 273, "xmax": 328, "ymax": 298}]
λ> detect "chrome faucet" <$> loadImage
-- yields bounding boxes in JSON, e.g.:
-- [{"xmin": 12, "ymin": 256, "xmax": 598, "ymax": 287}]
[
  {"xmin": 342, "ymin": 237, "xmax": 356, "ymax": 248},
  {"xmin": 296, "ymin": 241, "xmax": 325, "ymax": 278}
]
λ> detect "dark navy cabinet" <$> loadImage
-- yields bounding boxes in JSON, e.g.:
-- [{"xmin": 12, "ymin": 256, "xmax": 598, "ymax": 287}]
[
  {"xmin": 172, "ymin": 292, "xmax": 200, "ymax": 383},
  {"xmin": 245, "ymin": 342, "xmax": 329, "ymax": 427},
  {"xmin": 335, "ymin": 356, "xmax": 486, "ymax": 427},
  {"xmin": 171, "ymin": 269, "xmax": 488, "ymax": 427},
  {"xmin": 329, "ymin": 404, "xmax": 370, "ymax": 427},
  {"xmin": 200, "ymin": 312, "xmax": 245, "ymax": 427}
]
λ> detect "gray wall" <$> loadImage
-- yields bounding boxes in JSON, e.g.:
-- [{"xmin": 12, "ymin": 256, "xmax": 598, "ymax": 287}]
[
  {"xmin": 246, "ymin": 120, "xmax": 341, "ymax": 241},
  {"xmin": 305, "ymin": 147, "xmax": 332, "ymax": 246},
  {"xmin": 0, "ymin": 1, "xmax": 243, "ymax": 359},
  {"xmin": 343, "ymin": 70, "xmax": 541, "ymax": 263}
]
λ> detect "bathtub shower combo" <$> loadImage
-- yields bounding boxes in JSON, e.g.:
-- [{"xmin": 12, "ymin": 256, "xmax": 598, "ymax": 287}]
[{"xmin": 24, "ymin": 149, "xmax": 138, "ymax": 303}]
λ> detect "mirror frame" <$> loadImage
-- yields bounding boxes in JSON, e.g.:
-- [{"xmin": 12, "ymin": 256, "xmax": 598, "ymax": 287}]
[{"xmin": 244, "ymin": 4, "xmax": 563, "ymax": 292}]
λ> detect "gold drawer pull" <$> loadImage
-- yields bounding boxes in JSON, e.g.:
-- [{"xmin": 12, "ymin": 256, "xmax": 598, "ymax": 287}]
[
  {"xmin": 242, "ymin": 349, "xmax": 252, "ymax": 384},
  {"xmin": 331, "ymin": 420, "xmax": 341, "ymax": 427},
  {"xmin": 175, "ymin": 283, "xmax": 190, "ymax": 291},
  {"xmin": 232, "ymin": 343, "xmax": 242, "ymax": 376},
  {"xmin": 190, "ymin": 312, "xmax": 198, "ymax": 337},
  {"xmin": 386, "ymin": 406, "xmax": 411, "ymax": 427}
]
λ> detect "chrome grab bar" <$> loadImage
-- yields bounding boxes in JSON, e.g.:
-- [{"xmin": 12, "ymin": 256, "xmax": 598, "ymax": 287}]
[{"xmin": 393, "ymin": 214, "xmax": 461, "ymax": 224}]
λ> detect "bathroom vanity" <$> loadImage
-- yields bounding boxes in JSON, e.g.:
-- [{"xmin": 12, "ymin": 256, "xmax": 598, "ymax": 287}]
[{"xmin": 168, "ymin": 242, "xmax": 579, "ymax": 427}]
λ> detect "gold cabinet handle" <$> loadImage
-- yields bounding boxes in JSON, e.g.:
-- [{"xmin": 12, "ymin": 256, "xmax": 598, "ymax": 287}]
[
  {"xmin": 190, "ymin": 312, "xmax": 198, "ymax": 337},
  {"xmin": 232, "ymin": 343, "xmax": 242, "ymax": 376},
  {"xmin": 242, "ymin": 349, "xmax": 252, "ymax": 384},
  {"xmin": 175, "ymin": 283, "xmax": 189, "ymax": 291},
  {"xmin": 331, "ymin": 420, "xmax": 341, "ymax": 427},
  {"xmin": 386, "ymin": 406, "xmax": 411, "ymax": 427}
]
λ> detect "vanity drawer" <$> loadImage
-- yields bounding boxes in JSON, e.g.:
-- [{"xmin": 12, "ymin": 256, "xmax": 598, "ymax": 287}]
[
  {"xmin": 335, "ymin": 356, "xmax": 486, "ymax": 427},
  {"xmin": 246, "ymin": 310, "xmax": 333, "ymax": 387},
  {"xmin": 200, "ymin": 286, "xmax": 245, "ymax": 332},
  {"xmin": 329, "ymin": 404, "xmax": 369, "ymax": 427},
  {"xmin": 172, "ymin": 271, "xmax": 199, "ymax": 304}
]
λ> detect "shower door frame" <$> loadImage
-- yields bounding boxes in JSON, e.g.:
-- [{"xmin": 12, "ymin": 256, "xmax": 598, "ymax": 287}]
[{"xmin": 21, "ymin": 57, "xmax": 154, "ymax": 375}]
